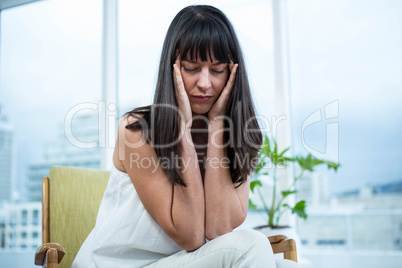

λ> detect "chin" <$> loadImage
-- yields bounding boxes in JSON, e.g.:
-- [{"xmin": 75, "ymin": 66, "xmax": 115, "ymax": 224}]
[{"xmin": 191, "ymin": 105, "xmax": 211, "ymax": 116}]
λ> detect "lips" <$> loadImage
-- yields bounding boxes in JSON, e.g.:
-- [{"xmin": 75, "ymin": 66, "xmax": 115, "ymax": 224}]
[{"xmin": 192, "ymin": 95, "xmax": 212, "ymax": 102}]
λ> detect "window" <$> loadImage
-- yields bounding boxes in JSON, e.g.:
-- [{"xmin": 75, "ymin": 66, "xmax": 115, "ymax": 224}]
[
  {"xmin": 287, "ymin": 0, "xmax": 402, "ymax": 265},
  {"xmin": 0, "ymin": 0, "xmax": 102, "ymax": 202},
  {"xmin": 21, "ymin": 210, "xmax": 27, "ymax": 225},
  {"xmin": 0, "ymin": 0, "xmax": 102, "ymax": 257},
  {"xmin": 33, "ymin": 210, "xmax": 39, "ymax": 225},
  {"xmin": 316, "ymin": 240, "xmax": 345, "ymax": 246}
]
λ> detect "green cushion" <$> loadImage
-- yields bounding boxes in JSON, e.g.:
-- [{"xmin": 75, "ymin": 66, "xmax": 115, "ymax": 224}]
[{"xmin": 48, "ymin": 166, "xmax": 110, "ymax": 268}]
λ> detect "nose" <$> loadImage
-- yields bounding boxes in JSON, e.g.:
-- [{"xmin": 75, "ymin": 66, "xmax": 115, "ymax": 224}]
[{"xmin": 196, "ymin": 69, "xmax": 212, "ymax": 91}]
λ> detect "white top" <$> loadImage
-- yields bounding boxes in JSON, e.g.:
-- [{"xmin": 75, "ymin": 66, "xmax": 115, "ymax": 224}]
[{"xmin": 72, "ymin": 164, "xmax": 182, "ymax": 268}]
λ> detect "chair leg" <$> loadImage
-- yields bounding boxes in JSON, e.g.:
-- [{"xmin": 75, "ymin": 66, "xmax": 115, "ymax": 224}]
[
  {"xmin": 35, "ymin": 243, "xmax": 65, "ymax": 267},
  {"xmin": 44, "ymin": 248, "xmax": 58, "ymax": 268},
  {"xmin": 284, "ymin": 250, "xmax": 297, "ymax": 263},
  {"xmin": 269, "ymin": 235, "xmax": 298, "ymax": 263}
]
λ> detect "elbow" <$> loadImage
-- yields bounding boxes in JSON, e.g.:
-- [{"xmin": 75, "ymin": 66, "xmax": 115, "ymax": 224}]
[
  {"xmin": 205, "ymin": 226, "xmax": 234, "ymax": 240},
  {"xmin": 205, "ymin": 228, "xmax": 232, "ymax": 241},
  {"xmin": 173, "ymin": 226, "xmax": 206, "ymax": 251},
  {"xmin": 205, "ymin": 213, "xmax": 247, "ymax": 241},
  {"xmin": 180, "ymin": 235, "xmax": 206, "ymax": 251},
  {"xmin": 165, "ymin": 225, "xmax": 205, "ymax": 252}
]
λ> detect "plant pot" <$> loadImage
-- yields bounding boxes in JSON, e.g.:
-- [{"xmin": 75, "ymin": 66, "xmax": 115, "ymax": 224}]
[{"xmin": 255, "ymin": 225, "xmax": 303, "ymax": 262}]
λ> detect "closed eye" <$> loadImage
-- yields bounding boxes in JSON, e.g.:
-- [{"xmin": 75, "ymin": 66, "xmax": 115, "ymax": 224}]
[
  {"xmin": 183, "ymin": 66, "xmax": 197, "ymax": 72},
  {"xmin": 212, "ymin": 69, "xmax": 225, "ymax": 74}
]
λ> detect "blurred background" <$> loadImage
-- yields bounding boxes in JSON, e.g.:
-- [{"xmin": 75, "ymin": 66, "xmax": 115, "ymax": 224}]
[{"xmin": 0, "ymin": 0, "xmax": 401, "ymax": 267}]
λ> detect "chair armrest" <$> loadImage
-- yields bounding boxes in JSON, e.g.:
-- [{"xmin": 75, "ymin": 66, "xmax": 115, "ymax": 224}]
[
  {"xmin": 268, "ymin": 235, "xmax": 297, "ymax": 263},
  {"xmin": 35, "ymin": 243, "xmax": 65, "ymax": 267}
]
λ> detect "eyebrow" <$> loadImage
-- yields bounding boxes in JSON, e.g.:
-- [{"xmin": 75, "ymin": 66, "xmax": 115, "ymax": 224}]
[{"xmin": 183, "ymin": 59, "xmax": 226, "ymax": 66}]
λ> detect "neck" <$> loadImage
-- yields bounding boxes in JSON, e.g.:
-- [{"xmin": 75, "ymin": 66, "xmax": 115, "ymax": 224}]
[
  {"xmin": 190, "ymin": 115, "xmax": 209, "ymax": 145},
  {"xmin": 191, "ymin": 115, "xmax": 208, "ymax": 129}
]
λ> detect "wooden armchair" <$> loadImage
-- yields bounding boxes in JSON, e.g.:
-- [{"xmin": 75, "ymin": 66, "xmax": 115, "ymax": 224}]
[{"xmin": 34, "ymin": 166, "xmax": 297, "ymax": 267}]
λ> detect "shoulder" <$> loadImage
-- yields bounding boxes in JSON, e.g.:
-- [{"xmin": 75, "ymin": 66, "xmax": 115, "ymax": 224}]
[
  {"xmin": 119, "ymin": 112, "xmax": 143, "ymax": 129},
  {"xmin": 115, "ymin": 113, "xmax": 151, "ymax": 162},
  {"xmin": 118, "ymin": 113, "xmax": 145, "ymax": 143}
]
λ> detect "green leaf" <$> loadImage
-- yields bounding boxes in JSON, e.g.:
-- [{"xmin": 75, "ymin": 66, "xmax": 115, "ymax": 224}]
[
  {"xmin": 324, "ymin": 160, "xmax": 340, "ymax": 172},
  {"xmin": 312, "ymin": 157, "xmax": 324, "ymax": 167},
  {"xmin": 281, "ymin": 190, "xmax": 297, "ymax": 198},
  {"xmin": 277, "ymin": 156, "xmax": 287, "ymax": 167},
  {"xmin": 266, "ymin": 135, "xmax": 271, "ymax": 152},
  {"xmin": 292, "ymin": 200, "xmax": 308, "ymax": 220},
  {"xmin": 305, "ymin": 154, "xmax": 314, "ymax": 171},
  {"xmin": 255, "ymin": 159, "xmax": 266, "ymax": 174},
  {"xmin": 273, "ymin": 138, "xmax": 278, "ymax": 155},
  {"xmin": 262, "ymin": 136, "xmax": 271, "ymax": 156},
  {"xmin": 250, "ymin": 180, "xmax": 262, "ymax": 192},
  {"xmin": 279, "ymin": 146, "xmax": 291, "ymax": 157},
  {"xmin": 296, "ymin": 153, "xmax": 340, "ymax": 173},
  {"xmin": 249, "ymin": 199, "xmax": 257, "ymax": 210},
  {"xmin": 296, "ymin": 155, "xmax": 313, "ymax": 172},
  {"xmin": 284, "ymin": 157, "xmax": 295, "ymax": 162}
]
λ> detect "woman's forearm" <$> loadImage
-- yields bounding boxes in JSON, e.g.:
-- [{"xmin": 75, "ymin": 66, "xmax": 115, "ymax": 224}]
[
  {"xmin": 170, "ymin": 130, "xmax": 206, "ymax": 250},
  {"xmin": 204, "ymin": 120, "xmax": 248, "ymax": 240}
]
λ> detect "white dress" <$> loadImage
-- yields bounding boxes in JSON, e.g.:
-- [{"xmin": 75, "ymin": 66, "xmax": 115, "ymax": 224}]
[{"xmin": 72, "ymin": 164, "xmax": 182, "ymax": 268}]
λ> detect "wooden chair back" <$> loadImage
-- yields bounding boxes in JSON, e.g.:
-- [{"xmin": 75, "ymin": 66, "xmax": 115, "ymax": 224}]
[{"xmin": 42, "ymin": 166, "xmax": 110, "ymax": 268}]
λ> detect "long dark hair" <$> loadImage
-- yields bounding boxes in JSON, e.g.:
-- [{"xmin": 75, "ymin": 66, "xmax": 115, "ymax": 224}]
[{"xmin": 125, "ymin": 5, "xmax": 262, "ymax": 186}]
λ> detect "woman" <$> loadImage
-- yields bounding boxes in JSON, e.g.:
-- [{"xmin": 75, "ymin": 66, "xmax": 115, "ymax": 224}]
[{"xmin": 73, "ymin": 5, "xmax": 298, "ymax": 268}]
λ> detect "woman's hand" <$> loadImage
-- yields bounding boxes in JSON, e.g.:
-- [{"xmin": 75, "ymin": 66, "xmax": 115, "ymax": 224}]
[
  {"xmin": 173, "ymin": 57, "xmax": 192, "ymax": 130},
  {"xmin": 208, "ymin": 63, "xmax": 239, "ymax": 121}
]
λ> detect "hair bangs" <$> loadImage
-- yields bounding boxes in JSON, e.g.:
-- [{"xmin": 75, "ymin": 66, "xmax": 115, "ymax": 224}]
[{"xmin": 178, "ymin": 18, "xmax": 234, "ymax": 64}]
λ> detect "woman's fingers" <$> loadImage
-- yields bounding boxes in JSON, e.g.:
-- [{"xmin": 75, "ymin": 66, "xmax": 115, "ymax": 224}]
[
  {"xmin": 173, "ymin": 58, "xmax": 192, "ymax": 128},
  {"xmin": 173, "ymin": 64, "xmax": 187, "ymax": 101},
  {"xmin": 227, "ymin": 63, "xmax": 238, "ymax": 89},
  {"xmin": 173, "ymin": 56, "xmax": 187, "ymax": 95},
  {"xmin": 221, "ymin": 63, "xmax": 238, "ymax": 99},
  {"xmin": 208, "ymin": 63, "xmax": 238, "ymax": 120},
  {"xmin": 228, "ymin": 62, "xmax": 235, "ymax": 72}
]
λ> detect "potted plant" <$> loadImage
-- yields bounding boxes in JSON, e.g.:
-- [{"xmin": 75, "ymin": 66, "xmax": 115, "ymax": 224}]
[{"xmin": 249, "ymin": 134, "xmax": 340, "ymax": 231}]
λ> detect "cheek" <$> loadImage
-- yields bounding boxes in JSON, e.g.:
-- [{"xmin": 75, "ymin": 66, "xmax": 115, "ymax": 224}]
[
  {"xmin": 214, "ymin": 75, "xmax": 229, "ymax": 93},
  {"xmin": 180, "ymin": 72, "xmax": 193, "ymax": 94}
]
